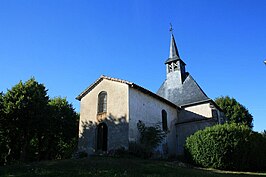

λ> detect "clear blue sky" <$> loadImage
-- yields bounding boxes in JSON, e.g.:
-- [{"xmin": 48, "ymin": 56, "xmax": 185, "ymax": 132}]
[{"xmin": 1, "ymin": 0, "xmax": 265, "ymax": 132}]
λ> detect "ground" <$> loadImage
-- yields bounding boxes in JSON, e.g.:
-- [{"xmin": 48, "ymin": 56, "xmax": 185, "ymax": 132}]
[{"xmin": 0, "ymin": 157, "xmax": 265, "ymax": 177}]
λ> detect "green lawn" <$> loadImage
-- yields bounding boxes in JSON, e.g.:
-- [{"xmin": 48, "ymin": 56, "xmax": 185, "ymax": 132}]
[{"xmin": 0, "ymin": 156, "xmax": 265, "ymax": 177}]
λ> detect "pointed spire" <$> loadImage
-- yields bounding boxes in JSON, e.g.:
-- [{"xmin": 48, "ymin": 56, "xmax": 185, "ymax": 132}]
[
  {"xmin": 169, "ymin": 34, "xmax": 180, "ymax": 59},
  {"xmin": 165, "ymin": 34, "xmax": 181, "ymax": 64}
]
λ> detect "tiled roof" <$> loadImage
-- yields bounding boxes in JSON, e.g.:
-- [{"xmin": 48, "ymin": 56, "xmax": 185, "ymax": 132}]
[{"xmin": 76, "ymin": 75, "xmax": 179, "ymax": 109}]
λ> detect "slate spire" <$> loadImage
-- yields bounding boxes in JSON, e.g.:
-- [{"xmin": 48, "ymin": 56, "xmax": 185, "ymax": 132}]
[
  {"xmin": 165, "ymin": 34, "xmax": 181, "ymax": 64},
  {"xmin": 169, "ymin": 34, "xmax": 180, "ymax": 59},
  {"xmin": 164, "ymin": 27, "xmax": 186, "ymax": 83}
]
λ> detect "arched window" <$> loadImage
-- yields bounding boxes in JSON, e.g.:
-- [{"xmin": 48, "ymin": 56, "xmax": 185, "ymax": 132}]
[
  {"xmin": 98, "ymin": 91, "xmax": 107, "ymax": 113},
  {"xmin": 162, "ymin": 110, "xmax": 168, "ymax": 131}
]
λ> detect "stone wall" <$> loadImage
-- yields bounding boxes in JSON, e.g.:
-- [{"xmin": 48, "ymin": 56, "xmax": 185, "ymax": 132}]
[
  {"xmin": 179, "ymin": 102, "xmax": 213, "ymax": 123},
  {"xmin": 78, "ymin": 79, "xmax": 129, "ymax": 154},
  {"xmin": 176, "ymin": 118, "xmax": 216, "ymax": 155},
  {"xmin": 128, "ymin": 88, "xmax": 178, "ymax": 155},
  {"xmin": 176, "ymin": 101, "xmax": 222, "ymax": 155}
]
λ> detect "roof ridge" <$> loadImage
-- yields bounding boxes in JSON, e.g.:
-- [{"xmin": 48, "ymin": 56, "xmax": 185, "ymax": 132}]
[
  {"xmin": 76, "ymin": 75, "xmax": 180, "ymax": 109},
  {"xmin": 101, "ymin": 75, "xmax": 133, "ymax": 85}
]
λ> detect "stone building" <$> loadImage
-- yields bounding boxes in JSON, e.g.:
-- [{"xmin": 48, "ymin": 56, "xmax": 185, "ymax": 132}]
[{"xmin": 76, "ymin": 33, "xmax": 224, "ymax": 156}]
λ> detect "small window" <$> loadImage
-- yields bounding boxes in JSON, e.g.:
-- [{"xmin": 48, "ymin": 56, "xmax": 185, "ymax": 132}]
[
  {"xmin": 173, "ymin": 62, "xmax": 178, "ymax": 71},
  {"xmin": 98, "ymin": 91, "xmax": 107, "ymax": 113},
  {"xmin": 168, "ymin": 64, "xmax": 173, "ymax": 73},
  {"xmin": 162, "ymin": 110, "xmax": 168, "ymax": 131}
]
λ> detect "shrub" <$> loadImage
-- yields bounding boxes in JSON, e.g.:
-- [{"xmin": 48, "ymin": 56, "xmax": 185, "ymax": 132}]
[
  {"xmin": 129, "ymin": 121, "xmax": 167, "ymax": 158},
  {"xmin": 185, "ymin": 123, "xmax": 266, "ymax": 171}
]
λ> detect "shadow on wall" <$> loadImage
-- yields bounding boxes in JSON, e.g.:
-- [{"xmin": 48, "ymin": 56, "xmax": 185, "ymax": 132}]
[
  {"xmin": 178, "ymin": 108, "xmax": 218, "ymax": 124},
  {"xmin": 78, "ymin": 114, "xmax": 129, "ymax": 155},
  {"xmin": 176, "ymin": 109, "xmax": 218, "ymax": 155}
]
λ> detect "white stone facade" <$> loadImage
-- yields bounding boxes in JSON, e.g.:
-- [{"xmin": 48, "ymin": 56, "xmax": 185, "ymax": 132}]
[
  {"xmin": 77, "ymin": 76, "xmax": 180, "ymax": 155},
  {"xmin": 79, "ymin": 78, "xmax": 129, "ymax": 133},
  {"xmin": 128, "ymin": 87, "xmax": 178, "ymax": 155}
]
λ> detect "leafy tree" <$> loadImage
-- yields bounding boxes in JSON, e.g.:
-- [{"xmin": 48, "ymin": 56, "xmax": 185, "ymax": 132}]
[
  {"xmin": 3, "ymin": 78, "xmax": 49, "ymax": 162},
  {"xmin": 0, "ymin": 92, "xmax": 9, "ymax": 165},
  {"xmin": 1, "ymin": 78, "xmax": 79, "ymax": 164},
  {"xmin": 215, "ymin": 96, "xmax": 253, "ymax": 128},
  {"xmin": 45, "ymin": 97, "xmax": 79, "ymax": 160}
]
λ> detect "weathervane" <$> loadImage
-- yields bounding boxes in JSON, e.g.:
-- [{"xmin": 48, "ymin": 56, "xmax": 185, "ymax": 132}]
[{"xmin": 169, "ymin": 23, "xmax": 173, "ymax": 34}]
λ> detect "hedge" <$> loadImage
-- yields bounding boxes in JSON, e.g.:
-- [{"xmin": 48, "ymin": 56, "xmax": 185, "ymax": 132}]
[{"xmin": 185, "ymin": 123, "xmax": 266, "ymax": 171}]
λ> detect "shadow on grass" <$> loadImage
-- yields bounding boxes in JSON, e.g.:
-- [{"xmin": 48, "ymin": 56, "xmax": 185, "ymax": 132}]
[{"xmin": 0, "ymin": 157, "xmax": 265, "ymax": 177}]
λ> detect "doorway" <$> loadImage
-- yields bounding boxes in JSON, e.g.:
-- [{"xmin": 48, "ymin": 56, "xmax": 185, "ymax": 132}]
[{"xmin": 97, "ymin": 122, "xmax": 108, "ymax": 151}]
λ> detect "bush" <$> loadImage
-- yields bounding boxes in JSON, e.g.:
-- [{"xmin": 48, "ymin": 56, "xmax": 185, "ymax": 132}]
[
  {"xmin": 128, "ymin": 121, "xmax": 167, "ymax": 158},
  {"xmin": 185, "ymin": 123, "xmax": 266, "ymax": 171}
]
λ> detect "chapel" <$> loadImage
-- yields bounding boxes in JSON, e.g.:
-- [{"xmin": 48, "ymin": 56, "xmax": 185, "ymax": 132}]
[{"xmin": 76, "ymin": 33, "xmax": 225, "ymax": 156}]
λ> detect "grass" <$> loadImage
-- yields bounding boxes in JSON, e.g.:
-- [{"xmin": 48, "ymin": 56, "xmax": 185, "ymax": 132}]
[{"xmin": 0, "ymin": 156, "xmax": 265, "ymax": 177}]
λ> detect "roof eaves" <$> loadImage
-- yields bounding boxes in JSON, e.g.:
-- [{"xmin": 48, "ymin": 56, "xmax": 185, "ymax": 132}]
[
  {"xmin": 175, "ymin": 117, "xmax": 216, "ymax": 125},
  {"xmin": 76, "ymin": 75, "xmax": 181, "ymax": 110},
  {"xmin": 180, "ymin": 99, "xmax": 223, "ymax": 112},
  {"xmin": 76, "ymin": 76, "xmax": 104, "ymax": 101},
  {"xmin": 101, "ymin": 75, "xmax": 133, "ymax": 85},
  {"xmin": 76, "ymin": 75, "xmax": 133, "ymax": 101}
]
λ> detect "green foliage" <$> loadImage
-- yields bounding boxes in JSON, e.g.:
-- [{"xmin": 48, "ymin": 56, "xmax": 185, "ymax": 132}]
[
  {"xmin": 0, "ymin": 92, "xmax": 9, "ymax": 165},
  {"xmin": 2, "ymin": 78, "xmax": 49, "ymax": 162},
  {"xmin": 134, "ymin": 121, "xmax": 167, "ymax": 158},
  {"xmin": 0, "ymin": 78, "xmax": 79, "ymax": 164},
  {"xmin": 185, "ymin": 123, "xmax": 266, "ymax": 171},
  {"xmin": 215, "ymin": 96, "xmax": 253, "ymax": 128},
  {"xmin": 46, "ymin": 97, "xmax": 79, "ymax": 159}
]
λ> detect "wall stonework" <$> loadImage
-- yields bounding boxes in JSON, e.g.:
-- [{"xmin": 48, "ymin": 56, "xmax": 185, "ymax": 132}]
[
  {"xmin": 179, "ymin": 102, "xmax": 213, "ymax": 123},
  {"xmin": 176, "ymin": 119, "xmax": 216, "ymax": 154},
  {"xmin": 175, "ymin": 102, "xmax": 222, "ymax": 154},
  {"xmin": 103, "ymin": 116, "xmax": 129, "ymax": 151},
  {"xmin": 78, "ymin": 79, "xmax": 129, "ymax": 154},
  {"xmin": 128, "ymin": 88, "xmax": 178, "ymax": 155}
]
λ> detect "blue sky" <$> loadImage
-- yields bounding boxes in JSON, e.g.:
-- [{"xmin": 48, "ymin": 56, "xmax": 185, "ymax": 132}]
[{"xmin": 0, "ymin": 0, "xmax": 265, "ymax": 132}]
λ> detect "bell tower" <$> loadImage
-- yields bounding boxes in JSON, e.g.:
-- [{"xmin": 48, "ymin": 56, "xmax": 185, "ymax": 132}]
[
  {"xmin": 165, "ymin": 33, "xmax": 186, "ymax": 84},
  {"xmin": 157, "ymin": 25, "xmax": 209, "ymax": 106}
]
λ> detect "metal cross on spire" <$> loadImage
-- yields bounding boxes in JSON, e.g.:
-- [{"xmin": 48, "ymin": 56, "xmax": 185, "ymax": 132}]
[{"xmin": 169, "ymin": 23, "xmax": 173, "ymax": 34}]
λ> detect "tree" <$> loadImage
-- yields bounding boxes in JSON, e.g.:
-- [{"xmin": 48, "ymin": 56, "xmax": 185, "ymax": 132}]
[
  {"xmin": 1, "ymin": 78, "xmax": 79, "ymax": 164},
  {"xmin": 0, "ymin": 92, "xmax": 9, "ymax": 165},
  {"xmin": 215, "ymin": 96, "xmax": 253, "ymax": 128},
  {"xmin": 45, "ymin": 97, "xmax": 79, "ymax": 160},
  {"xmin": 3, "ymin": 78, "xmax": 49, "ymax": 162}
]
